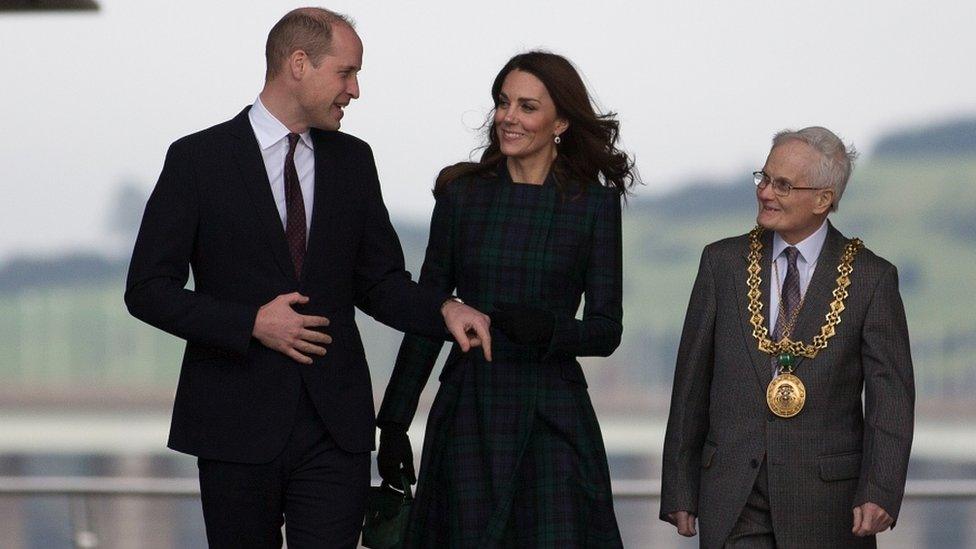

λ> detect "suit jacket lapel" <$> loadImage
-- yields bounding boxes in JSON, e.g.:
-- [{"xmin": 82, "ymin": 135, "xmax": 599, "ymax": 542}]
[
  {"xmin": 303, "ymin": 129, "xmax": 339, "ymax": 283},
  {"xmin": 789, "ymin": 221, "xmax": 846, "ymax": 368},
  {"xmin": 227, "ymin": 107, "xmax": 296, "ymax": 282},
  {"xmin": 734, "ymin": 229, "xmax": 776, "ymax": 390}
]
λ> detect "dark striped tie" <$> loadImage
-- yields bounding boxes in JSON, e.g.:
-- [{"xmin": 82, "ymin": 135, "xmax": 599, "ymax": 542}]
[
  {"xmin": 772, "ymin": 246, "xmax": 801, "ymax": 377},
  {"xmin": 284, "ymin": 133, "xmax": 306, "ymax": 278}
]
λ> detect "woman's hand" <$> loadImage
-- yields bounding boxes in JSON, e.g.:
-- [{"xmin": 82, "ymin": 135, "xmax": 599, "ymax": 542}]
[
  {"xmin": 492, "ymin": 303, "xmax": 555, "ymax": 346},
  {"xmin": 377, "ymin": 426, "xmax": 416, "ymax": 489}
]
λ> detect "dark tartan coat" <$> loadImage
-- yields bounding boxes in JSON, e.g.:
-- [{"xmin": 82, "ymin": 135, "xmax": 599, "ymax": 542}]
[{"xmin": 377, "ymin": 167, "xmax": 625, "ymax": 547}]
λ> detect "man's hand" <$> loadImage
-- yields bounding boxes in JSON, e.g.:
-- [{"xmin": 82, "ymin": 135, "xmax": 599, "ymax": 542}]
[
  {"xmin": 441, "ymin": 300, "xmax": 492, "ymax": 361},
  {"xmin": 252, "ymin": 292, "xmax": 331, "ymax": 364},
  {"xmin": 666, "ymin": 510, "xmax": 697, "ymax": 537},
  {"xmin": 852, "ymin": 502, "xmax": 893, "ymax": 537}
]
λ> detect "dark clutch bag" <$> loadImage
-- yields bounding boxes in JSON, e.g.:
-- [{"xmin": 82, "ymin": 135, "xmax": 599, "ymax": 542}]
[{"xmin": 362, "ymin": 476, "xmax": 413, "ymax": 549}]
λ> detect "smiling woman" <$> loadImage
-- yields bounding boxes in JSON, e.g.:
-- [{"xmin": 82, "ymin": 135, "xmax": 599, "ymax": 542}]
[
  {"xmin": 375, "ymin": 51, "xmax": 638, "ymax": 547},
  {"xmin": 494, "ymin": 69, "xmax": 569, "ymax": 183},
  {"xmin": 433, "ymin": 51, "xmax": 636, "ymax": 197}
]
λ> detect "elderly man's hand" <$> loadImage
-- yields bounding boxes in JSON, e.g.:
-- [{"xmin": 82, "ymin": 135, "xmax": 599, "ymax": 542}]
[
  {"xmin": 667, "ymin": 510, "xmax": 697, "ymax": 537},
  {"xmin": 852, "ymin": 502, "xmax": 893, "ymax": 537},
  {"xmin": 441, "ymin": 300, "xmax": 492, "ymax": 361}
]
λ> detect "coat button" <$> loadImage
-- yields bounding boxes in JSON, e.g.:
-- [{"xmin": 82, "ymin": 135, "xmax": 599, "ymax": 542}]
[{"xmin": 750, "ymin": 458, "xmax": 759, "ymax": 469}]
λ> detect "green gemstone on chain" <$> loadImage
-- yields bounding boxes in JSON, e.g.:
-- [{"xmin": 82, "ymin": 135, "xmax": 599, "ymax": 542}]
[{"xmin": 778, "ymin": 353, "xmax": 796, "ymax": 369}]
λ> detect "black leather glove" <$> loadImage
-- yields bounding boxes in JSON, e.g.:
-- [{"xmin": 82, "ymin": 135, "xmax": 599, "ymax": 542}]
[
  {"xmin": 377, "ymin": 426, "xmax": 416, "ymax": 489},
  {"xmin": 491, "ymin": 302, "xmax": 555, "ymax": 347}
]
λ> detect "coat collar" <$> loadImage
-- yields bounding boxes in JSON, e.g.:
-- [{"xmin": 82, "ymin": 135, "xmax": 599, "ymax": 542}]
[
  {"xmin": 227, "ymin": 107, "xmax": 296, "ymax": 282},
  {"xmin": 786, "ymin": 221, "xmax": 847, "ymax": 358},
  {"xmin": 735, "ymin": 228, "xmax": 774, "ymax": 390},
  {"xmin": 771, "ymin": 218, "xmax": 829, "ymax": 271},
  {"xmin": 248, "ymin": 96, "xmax": 314, "ymax": 152},
  {"xmin": 495, "ymin": 160, "xmax": 558, "ymax": 188},
  {"xmin": 302, "ymin": 128, "xmax": 338, "ymax": 282}
]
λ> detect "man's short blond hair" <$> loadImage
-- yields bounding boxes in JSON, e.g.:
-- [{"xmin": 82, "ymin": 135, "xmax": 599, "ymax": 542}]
[{"xmin": 264, "ymin": 7, "xmax": 354, "ymax": 81}]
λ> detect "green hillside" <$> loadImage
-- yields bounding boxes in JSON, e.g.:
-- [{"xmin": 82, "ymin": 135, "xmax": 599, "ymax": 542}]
[
  {"xmin": 1, "ymin": 154, "xmax": 974, "ymax": 407},
  {"xmin": 617, "ymin": 155, "xmax": 976, "ymax": 393}
]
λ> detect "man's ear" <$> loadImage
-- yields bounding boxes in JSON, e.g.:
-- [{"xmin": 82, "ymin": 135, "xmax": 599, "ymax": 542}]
[
  {"xmin": 813, "ymin": 188, "xmax": 834, "ymax": 214},
  {"xmin": 289, "ymin": 50, "xmax": 308, "ymax": 80}
]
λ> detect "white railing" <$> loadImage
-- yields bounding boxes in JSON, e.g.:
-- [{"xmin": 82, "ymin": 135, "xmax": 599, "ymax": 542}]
[
  {"xmin": 1, "ymin": 477, "xmax": 974, "ymax": 548},
  {"xmin": 4, "ymin": 476, "xmax": 976, "ymax": 499}
]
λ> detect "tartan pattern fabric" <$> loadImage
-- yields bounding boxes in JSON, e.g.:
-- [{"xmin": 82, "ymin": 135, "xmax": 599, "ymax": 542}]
[
  {"xmin": 377, "ymin": 167, "xmax": 624, "ymax": 547},
  {"xmin": 407, "ymin": 360, "xmax": 622, "ymax": 547},
  {"xmin": 284, "ymin": 133, "xmax": 306, "ymax": 277}
]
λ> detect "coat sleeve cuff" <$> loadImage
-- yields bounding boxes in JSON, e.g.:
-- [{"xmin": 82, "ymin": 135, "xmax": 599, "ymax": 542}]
[
  {"xmin": 659, "ymin": 491, "xmax": 698, "ymax": 522},
  {"xmin": 544, "ymin": 315, "xmax": 577, "ymax": 358},
  {"xmin": 853, "ymin": 481, "xmax": 904, "ymax": 523},
  {"xmin": 221, "ymin": 302, "xmax": 261, "ymax": 355}
]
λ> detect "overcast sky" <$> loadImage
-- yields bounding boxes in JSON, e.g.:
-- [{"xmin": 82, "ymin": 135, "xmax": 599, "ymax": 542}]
[{"xmin": 1, "ymin": 0, "xmax": 974, "ymax": 260}]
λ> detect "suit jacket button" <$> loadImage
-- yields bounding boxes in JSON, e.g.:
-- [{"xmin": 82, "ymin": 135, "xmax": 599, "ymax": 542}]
[{"xmin": 750, "ymin": 458, "xmax": 759, "ymax": 469}]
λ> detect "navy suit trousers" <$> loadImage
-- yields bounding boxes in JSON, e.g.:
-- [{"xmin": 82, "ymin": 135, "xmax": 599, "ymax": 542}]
[{"xmin": 197, "ymin": 383, "xmax": 370, "ymax": 548}]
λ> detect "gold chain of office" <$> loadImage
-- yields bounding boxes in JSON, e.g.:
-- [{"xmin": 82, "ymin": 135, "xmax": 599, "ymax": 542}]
[{"xmin": 746, "ymin": 226, "xmax": 862, "ymax": 359}]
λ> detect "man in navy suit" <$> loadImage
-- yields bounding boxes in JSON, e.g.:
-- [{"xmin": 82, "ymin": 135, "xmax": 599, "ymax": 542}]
[{"xmin": 125, "ymin": 8, "xmax": 491, "ymax": 548}]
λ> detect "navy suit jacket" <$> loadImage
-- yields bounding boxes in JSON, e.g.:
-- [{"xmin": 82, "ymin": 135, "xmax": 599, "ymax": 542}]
[{"xmin": 125, "ymin": 107, "xmax": 448, "ymax": 461}]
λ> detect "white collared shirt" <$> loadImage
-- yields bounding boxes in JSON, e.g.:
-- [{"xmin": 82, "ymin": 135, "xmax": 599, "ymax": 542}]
[
  {"xmin": 769, "ymin": 219, "xmax": 829, "ymax": 333},
  {"xmin": 247, "ymin": 96, "xmax": 315, "ymax": 234}
]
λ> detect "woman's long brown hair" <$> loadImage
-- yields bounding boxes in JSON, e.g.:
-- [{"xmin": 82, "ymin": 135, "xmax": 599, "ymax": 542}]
[{"xmin": 434, "ymin": 51, "xmax": 638, "ymax": 197}]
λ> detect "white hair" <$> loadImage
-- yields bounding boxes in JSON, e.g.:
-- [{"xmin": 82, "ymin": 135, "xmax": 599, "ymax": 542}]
[{"xmin": 771, "ymin": 126, "xmax": 858, "ymax": 212}]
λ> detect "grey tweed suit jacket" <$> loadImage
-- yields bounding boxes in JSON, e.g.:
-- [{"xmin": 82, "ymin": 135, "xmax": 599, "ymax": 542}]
[{"xmin": 660, "ymin": 222, "xmax": 915, "ymax": 548}]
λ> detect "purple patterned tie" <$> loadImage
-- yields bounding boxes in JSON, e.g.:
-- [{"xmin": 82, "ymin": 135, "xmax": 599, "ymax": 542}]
[
  {"xmin": 772, "ymin": 246, "xmax": 801, "ymax": 377},
  {"xmin": 284, "ymin": 133, "xmax": 306, "ymax": 278}
]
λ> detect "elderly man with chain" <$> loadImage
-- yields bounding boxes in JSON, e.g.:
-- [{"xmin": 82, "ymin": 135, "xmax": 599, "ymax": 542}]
[{"xmin": 660, "ymin": 126, "xmax": 915, "ymax": 548}]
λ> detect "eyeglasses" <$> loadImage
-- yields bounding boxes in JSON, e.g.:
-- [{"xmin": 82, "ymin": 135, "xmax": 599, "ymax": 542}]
[{"xmin": 752, "ymin": 171, "xmax": 822, "ymax": 197}]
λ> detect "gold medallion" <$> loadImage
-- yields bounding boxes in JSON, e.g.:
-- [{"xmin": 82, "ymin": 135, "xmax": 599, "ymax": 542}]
[{"xmin": 766, "ymin": 373, "xmax": 806, "ymax": 417}]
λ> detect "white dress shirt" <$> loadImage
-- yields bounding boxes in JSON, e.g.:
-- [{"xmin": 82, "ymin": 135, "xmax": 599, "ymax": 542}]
[
  {"xmin": 247, "ymin": 96, "xmax": 315, "ymax": 234},
  {"xmin": 768, "ymin": 219, "xmax": 829, "ymax": 333}
]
